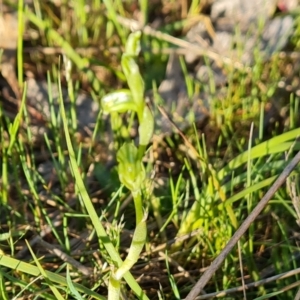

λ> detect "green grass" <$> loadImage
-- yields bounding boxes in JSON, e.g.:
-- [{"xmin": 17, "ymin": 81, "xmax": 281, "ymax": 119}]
[{"xmin": 1, "ymin": 1, "xmax": 300, "ymax": 299}]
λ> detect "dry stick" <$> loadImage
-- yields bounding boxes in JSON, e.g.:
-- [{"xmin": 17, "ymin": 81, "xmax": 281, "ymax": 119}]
[
  {"xmin": 295, "ymin": 286, "xmax": 300, "ymax": 300},
  {"xmin": 196, "ymin": 267, "xmax": 300, "ymax": 299},
  {"xmin": 116, "ymin": 15, "xmax": 239, "ymax": 69},
  {"xmin": 185, "ymin": 150, "xmax": 300, "ymax": 300},
  {"xmin": 36, "ymin": 236, "xmax": 92, "ymax": 276}
]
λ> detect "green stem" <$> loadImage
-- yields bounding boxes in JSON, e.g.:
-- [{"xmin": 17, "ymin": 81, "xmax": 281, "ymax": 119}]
[
  {"xmin": 108, "ymin": 274, "xmax": 121, "ymax": 300},
  {"xmin": 133, "ymin": 189, "xmax": 144, "ymax": 224},
  {"xmin": 114, "ymin": 210, "xmax": 147, "ymax": 280}
]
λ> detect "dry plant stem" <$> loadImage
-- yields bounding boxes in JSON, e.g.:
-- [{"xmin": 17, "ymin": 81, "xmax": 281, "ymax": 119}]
[
  {"xmin": 116, "ymin": 15, "xmax": 236, "ymax": 69},
  {"xmin": 36, "ymin": 236, "xmax": 92, "ymax": 276},
  {"xmin": 237, "ymin": 241, "xmax": 246, "ymax": 300},
  {"xmin": 185, "ymin": 150, "xmax": 300, "ymax": 300},
  {"xmin": 287, "ymin": 177, "xmax": 300, "ymax": 226},
  {"xmin": 196, "ymin": 267, "xmax": 300, "ymax": 299},
  {"xmin": 295, "ymin": 287, "xmax": 300, "ymax": 300}
]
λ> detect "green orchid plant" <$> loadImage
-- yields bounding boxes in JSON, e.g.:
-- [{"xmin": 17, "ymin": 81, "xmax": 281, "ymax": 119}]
[{"xmin": 101, "ymin": 31, "xmax": 154, "ymax": 299}]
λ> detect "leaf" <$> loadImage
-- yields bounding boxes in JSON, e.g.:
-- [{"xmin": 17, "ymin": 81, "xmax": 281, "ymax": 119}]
[{"xmin": 101, "ymin": 89, "xmax": 137, "ymax": 114}]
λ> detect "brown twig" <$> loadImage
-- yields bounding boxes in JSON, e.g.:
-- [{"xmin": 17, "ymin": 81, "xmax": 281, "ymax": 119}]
[
  {"xmin": 195, "ymin": 267, "xmax": 300, "ymax": 299},
  {"xmin": 36, "ymin": 236, "xmax": 92, "ymax": 276},
  {"xmin": 116, "ymin": 15, "xmax": 239, "ymax": 69},
  {"xmin": 185, "ymin": 150, "xmax": 300, "ymax": 300}
]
